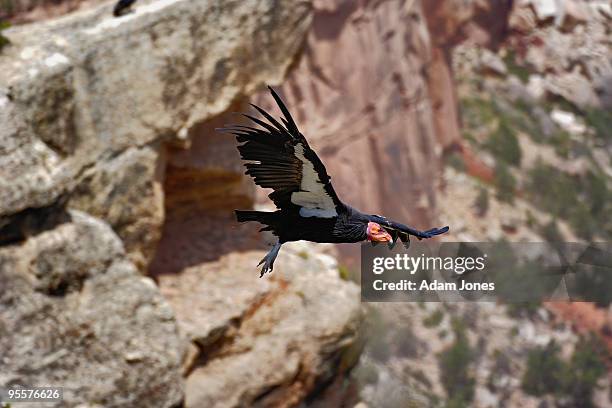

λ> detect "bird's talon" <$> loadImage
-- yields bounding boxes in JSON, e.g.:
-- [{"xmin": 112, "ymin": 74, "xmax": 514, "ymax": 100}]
[{"xmin": 259, "ymin": 258, "xmax": 274, "ymax": 278}]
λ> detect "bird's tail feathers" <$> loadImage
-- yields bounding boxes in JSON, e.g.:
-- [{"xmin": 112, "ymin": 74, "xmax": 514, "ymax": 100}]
[{"xmin": 235, "ymin": 210, "xmax": 272, "ymax": 224}]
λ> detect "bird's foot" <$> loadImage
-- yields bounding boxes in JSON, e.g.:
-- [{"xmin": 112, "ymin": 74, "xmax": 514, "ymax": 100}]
[
  {"xmin": 257, "ymin": 254, "xmax": 274, "ymax": 277},
  {"xmin": 257, "ymin": 242, "xmax": 282, "ymax": 278}
]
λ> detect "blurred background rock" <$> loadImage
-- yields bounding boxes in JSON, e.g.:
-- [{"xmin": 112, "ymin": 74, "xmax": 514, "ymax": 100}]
[{"xmin": 0, "ymin": 0, "xmax": 610, "ymax": 407}]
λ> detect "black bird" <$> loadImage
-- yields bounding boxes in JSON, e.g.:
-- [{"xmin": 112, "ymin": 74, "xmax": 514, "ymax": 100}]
[
  {"xmin": 223, "ymin": 87, "xmax": 449, "ymax": 277},
  {"xmin": 113, "ymin": 0, "xmax": 136, "ymax": 17}
]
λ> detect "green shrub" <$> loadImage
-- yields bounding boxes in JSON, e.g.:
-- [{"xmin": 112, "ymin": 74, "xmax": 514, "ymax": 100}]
[
  {"xmin": 569, "ymin": 204, "xmax": 598, "ymax": 240},
  {"xmin": 527, "ymin": 162, "xmax": 610, "ymax": 240},
  {"xmin": 502, "ymin": 50, "xmax": 531, "ymax": 83},
  {"xmin": 521, "ymin": 341, "xmax": 566, "ymax": 396},
  {"xmin": 423, "ymin": 309, "xmax": 444, "ymax": 328},
  {"xmin": 462, "ymin": 130, "xmax": 478, "ymax": 145},
  {"xmin": 487, "ymin": 120, "xmax": 522, "ymax": 166},
  {"xmin": 513, "ymin": 98, "xmax": 533, "ymax": 117},
  {"xmin": 506, "ymin": 301, "xmax": 540, "ymax": 319},
  {"xmin": 528, "ymin": 161, "xmax": 575, "ymax": 216},
  {"xmin": 540, "ymin": 219, "xmax": 563, "ymax": 242},
  {"xmin": 439, "ymin": 318, "xmax": 475, "ymax": 407},
  {"xmin": 487, "ymin": 350, "xmax": 512, "ymax": 391},
  {"xmin": 474, "ymin": 187, "xmax": 489, "ymax": 216},
  {"xmin": 584, "ymin": 107, "xmax": 612, "ymax": 142},
  {"xmin": 494, "ymin": 161, "xmax": 516, "ymax": 203},
  {"xmin": 446, "ymin": 151, "xmax": 466, "ymax": 172},
  {"xmin": 584, "ymin": 171, "xmax": 608, "ymax": 215},
  {"xmin": 565, "ymin": 335, "xmax": 608, "ymax": 406},
  {"xmin": 503, "ymin": 99, "xmax": 541, "ymax": 139},
  {"xmin": 460, "ymin": 97, "xmax": 498, "ymax": 128},
  {"xmin": 549, "ymin": 130, "xmax": 572, "ymax": 158},
  {"xmin": 0, "ymin": 20, "xmax": 10, "ymax": 51},
  {"xmin": 338, "ymin": 264, "xmax": 350, "ymax": 281},
  {"xmin": 572, "ymin": 252, "xmax": 612, "ymax": 307},
  {"xmin": 522, "ymin": 336, "xmax": 608, "ymax": 407}
]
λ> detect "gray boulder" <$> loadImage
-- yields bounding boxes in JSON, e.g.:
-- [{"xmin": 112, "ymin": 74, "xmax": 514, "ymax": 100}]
[
  {"xmin": 159, "ymin": 244, "xmax": 362, "ymax": 408},
  {"xmin": 0, "ymin": 211, "xmax": 184, "ymax": 407}
]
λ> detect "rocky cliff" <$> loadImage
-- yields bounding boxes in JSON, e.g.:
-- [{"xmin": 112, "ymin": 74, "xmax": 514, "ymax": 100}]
[
  {"xmin": 1, "ymin": 0, "xmax": 610, "ymax": 407},
  {"xmin": 0, "ymin": 0, "xmax": 330, "ymax": 406},
  {"xmin": 0, "ymin": 0, "xmax": 312, "ymax": 269},
  {"xmin": 0, "ymin": 210, "xmax": 184, "ymax": 407}
]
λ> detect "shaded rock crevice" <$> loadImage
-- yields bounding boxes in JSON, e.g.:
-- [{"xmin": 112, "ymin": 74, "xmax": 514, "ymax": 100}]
[
  {"xmin": 149, "ymin": 99, "xmax": 266, "ymax": 275},
  {"xmin": 0, "ymin": 194, "xmax": 71, "ymax": 247}
]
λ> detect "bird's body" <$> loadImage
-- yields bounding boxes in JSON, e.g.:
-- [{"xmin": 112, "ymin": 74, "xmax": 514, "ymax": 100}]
[
  {"xmin": 113, "ymin": 0, "xmax": 136, "ymax": 17},
  {"xmin": 223, "ymin": 87, "xmax": 449, "ymax": 276},
  {"xmin": 236, "ymin": 205, "xmax": 368, "ymax": 244}
]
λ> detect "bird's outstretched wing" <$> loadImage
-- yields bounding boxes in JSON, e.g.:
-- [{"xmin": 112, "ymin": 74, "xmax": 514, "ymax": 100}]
[
  {"xmin": 221, "ymin": 86, "xmax": 343, "ymax": 218},
  {"xmin": 368, "ymin": 214, "xmax": 449, "ymax": 248}
]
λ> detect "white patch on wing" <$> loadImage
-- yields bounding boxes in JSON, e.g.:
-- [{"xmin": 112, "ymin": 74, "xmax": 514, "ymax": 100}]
[
  {"xmin": 299, "ymin": 206, "xmax": 337, "ymax": 218},
  {"xmin": 291, "ymin": 144, "xmax": 337, "ymax": 218}
]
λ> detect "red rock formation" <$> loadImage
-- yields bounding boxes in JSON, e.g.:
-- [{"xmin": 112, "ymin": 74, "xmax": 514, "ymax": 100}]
[
  {"xmin": 258, "ymin": 0, "xmax": 443, "ymax": 230},
  {"xmin": 1, "ymin": 0, "xmax": 104, "ymax": 24},
  {"xmin": 422, "ymin": 0, "xmax": 513, "ymax": 155},
  {"xmin": 546, "ymin": 302, "xmax": 612, "ymax": 353},
  {"xmin": 248, "ymin": 1, "xmax": 512, "ymax": 266}
]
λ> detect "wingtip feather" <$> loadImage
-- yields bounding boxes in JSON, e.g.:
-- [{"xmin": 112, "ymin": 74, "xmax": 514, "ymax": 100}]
[{"xmin": 267, "ymin": 86, "xmax": 299, "ymax": 135}]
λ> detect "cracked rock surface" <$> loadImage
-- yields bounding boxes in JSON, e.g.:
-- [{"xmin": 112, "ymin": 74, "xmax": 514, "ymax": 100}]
[
  {"xmin": 0, "ymin": 211, "xmax": 184, "ymax": 407},
  {"xmin": 158, "ymin": 243, "xmax": 362, "ymax": 408}
]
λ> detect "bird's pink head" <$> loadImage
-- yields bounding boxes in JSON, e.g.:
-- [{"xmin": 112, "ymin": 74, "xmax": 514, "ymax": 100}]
[{"xmin": 366, "ymin": 222, "xmax": 393, "ymax": 243}]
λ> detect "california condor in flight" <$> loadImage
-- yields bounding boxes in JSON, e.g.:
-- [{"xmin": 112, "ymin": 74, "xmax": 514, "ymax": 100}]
[
  {"xmin": 113, "ymin": 0, "xmax": 136, "ymax": 17},
  {"xmin": 223, "ymin": 87, "xmax": 449, "ymax": 277}
]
